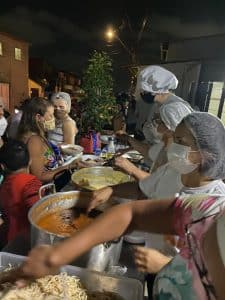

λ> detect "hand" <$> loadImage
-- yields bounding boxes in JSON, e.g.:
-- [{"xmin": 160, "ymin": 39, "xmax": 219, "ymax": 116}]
[
  {"xmin": 68, "ymin": 158, "xmax": 80, "ymax": 170},
  {"xmin": 16, "ymin": 245, "xmax": 60, "ymax": 287},
  {"xmin": 87, "ymin": 187, "xmax": 113, "ymax": 212},
  {"xmin": 76, "ymin": 160, "xmax": 90, "ymax": 169},
  {"xmin": 114, "ymin": 157, "xmax": 135, "ymax": 175},
  {"xmin": 134, "ymin": 246, "xmax": 172, "ymax": 274}
]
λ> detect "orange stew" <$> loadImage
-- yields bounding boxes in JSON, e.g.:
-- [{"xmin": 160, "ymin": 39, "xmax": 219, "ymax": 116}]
[{"xmin": 37, "ymin": 210, "xmax": 94, "ymax": 237}]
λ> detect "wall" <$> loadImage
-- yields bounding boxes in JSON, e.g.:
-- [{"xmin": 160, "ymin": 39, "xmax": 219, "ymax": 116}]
[
  {"xmin": 0, "ymin": 33, "xmax": 29, "ymax": 111},
  {"xmin": 167, "ymin": 34, "xmax": 225, "ymax": 62}
]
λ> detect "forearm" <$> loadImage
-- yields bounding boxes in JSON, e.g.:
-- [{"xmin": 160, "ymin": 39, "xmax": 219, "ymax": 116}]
[
  {"xmin": 49, "ymin": 199, "xmax": 175, "ymax": 267},
  {"xmin": 130, "ymin": 167, "xmax": 149, "ymax": 180},
  {"xmin": 49, "ymin": 203, "xmax": 134, "ymax": 267},
  {"xmin": 37, "ymin": 165, "xmax": 68, "ymax": 183}
]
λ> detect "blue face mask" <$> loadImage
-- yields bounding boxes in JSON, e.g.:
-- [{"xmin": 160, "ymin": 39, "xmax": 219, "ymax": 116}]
[{"xmin": 140, "ymin": 92, "xmax": 155, "ymax": 103}]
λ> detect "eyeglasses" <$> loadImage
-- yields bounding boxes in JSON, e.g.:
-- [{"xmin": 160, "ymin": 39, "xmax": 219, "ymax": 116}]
[{"xmin": 185, "ymin": 215, "xmax": 217, "ymax": 299}]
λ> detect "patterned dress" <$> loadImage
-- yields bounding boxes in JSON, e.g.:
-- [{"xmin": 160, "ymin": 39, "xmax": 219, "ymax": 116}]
[{"xmin": 153, "ymin": 193, "xmax": 225, "ymax": 299}]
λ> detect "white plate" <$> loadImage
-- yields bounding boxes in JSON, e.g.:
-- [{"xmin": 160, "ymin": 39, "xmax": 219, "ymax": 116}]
[
  {"xmin": 60, "ymin": 144, "xmax": 83, "ymax": 157},
  {"xmin": 122, "ymin": 150, "xmax": 143, "ymax": 160},
  {"xmin": 82, "ymin": 154, "xmax": 100, "ymax": 161},
  {"xmin": 61, "ymin": 154, "xmax": 81, "ymax": 167}
]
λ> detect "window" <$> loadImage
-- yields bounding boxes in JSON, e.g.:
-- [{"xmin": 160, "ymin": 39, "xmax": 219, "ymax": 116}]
[
  {"xmin": 15, "ymin": 47, "xmax": 22, "ymax": 60},
  {"xmin": 0, "ymin": 42, "xmax": 2, "ymax": 55}
]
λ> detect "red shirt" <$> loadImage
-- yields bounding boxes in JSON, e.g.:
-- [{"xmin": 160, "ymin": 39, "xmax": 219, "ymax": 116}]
[{"xmin": 0, "ymin": 173, "xmax": 42, "ymax": 243}]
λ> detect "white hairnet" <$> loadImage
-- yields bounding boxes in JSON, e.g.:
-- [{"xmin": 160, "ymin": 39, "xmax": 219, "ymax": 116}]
[
  {"xmin": 159, "ymin": 102, "xmax": 192, "ymax": 131},
  {"xmin": 51, "ymin": 92, "xmax": 71, "ymax": 111},
  {"xmin": 182, "ymin": 112, "xmax": 225, "ymax": 180},
  {"xmin": 135, "ymin": 65, "xmax": 178, "ymax": 96}
]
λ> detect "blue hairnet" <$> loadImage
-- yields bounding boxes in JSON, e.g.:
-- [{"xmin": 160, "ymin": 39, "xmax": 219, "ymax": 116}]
[
  {"xmin": 159, "ymin": 102, "xmax": 192, "ymax": 132},
  {"xmin": 182, "ymin": 112, "xmax": 225, "ymax": 180}
]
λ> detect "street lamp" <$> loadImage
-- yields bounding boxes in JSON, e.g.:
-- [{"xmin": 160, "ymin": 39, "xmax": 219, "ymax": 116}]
[{"xmin": 105, "ymin": 26, "xmax": 136, "ymax": 65}]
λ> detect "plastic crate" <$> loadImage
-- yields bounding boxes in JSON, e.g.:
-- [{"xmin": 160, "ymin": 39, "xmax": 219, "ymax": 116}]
[{"xmin": 0, "ymin": 252, "xmax": 143, "ymax": 300}]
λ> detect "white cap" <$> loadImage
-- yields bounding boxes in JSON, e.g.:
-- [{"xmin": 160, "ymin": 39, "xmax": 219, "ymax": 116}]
[
  {"xmin": 135, "ymin": 65, "xmax": 178, "ymax": 96},
  {"xmin": 159, "ymin": 102, "xmax": 192, "ymax": 131}
]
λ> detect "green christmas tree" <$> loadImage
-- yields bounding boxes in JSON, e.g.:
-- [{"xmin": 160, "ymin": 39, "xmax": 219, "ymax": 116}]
[{"xmin": 82, "ymin": 51, "xmax": 116, "ymax": 132}]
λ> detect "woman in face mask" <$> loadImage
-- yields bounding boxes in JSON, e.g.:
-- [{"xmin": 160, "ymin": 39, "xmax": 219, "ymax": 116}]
[
  {"xmin": 17, "ymin": 97, "xmax": 76, "ymax": 185},
  {"xmin": 135, "ymin": 112, "xmax": 225, "ymax": 295},
  {"xmin": 48, "ymin": 92, "xmax": 78, "ymax": 145},
  {"xmin": 117, "ymin": 65, "xmax": 192, "ymax": 161},
  {"xmin": 89, "ymin": 102, "xmax": 192, "ymax": 212}
]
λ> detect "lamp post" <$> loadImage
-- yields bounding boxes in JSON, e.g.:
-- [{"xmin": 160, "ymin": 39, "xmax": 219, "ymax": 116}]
[{"xmin": 105, "ymin": 26, "xmax": 137, "ymax": 66}]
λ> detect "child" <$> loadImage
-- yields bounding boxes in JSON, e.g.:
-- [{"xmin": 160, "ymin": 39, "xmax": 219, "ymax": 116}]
[{"xmin": 0, "ymin": 139, "xmax": 42, "ymax": 246}]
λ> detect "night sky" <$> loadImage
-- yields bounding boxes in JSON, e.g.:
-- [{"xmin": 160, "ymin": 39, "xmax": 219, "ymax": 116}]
[{"xmin": 1, "ymin": 1, "xmax": 225, "ymax": 90}]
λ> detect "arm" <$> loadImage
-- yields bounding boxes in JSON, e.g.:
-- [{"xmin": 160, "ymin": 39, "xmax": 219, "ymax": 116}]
[
  {"xmin": 20, "ymin": 199, "xmax": 175, "ymax": 279},
  {"xmin": 28, "ymin": 136, "xmax": 69, "ymax": 183},
  {"xmin": 63, "ymin": 119, "xmax": 78, "ymax": 144},
  {"xmin": 115, "ymin": 157, "xmax": 149, "ymax": 180}
]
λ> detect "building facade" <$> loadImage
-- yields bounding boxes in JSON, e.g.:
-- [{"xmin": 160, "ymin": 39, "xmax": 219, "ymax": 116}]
[{"xmin": 0, "ymin": 32, "xmax": 29, "ymax": 112}]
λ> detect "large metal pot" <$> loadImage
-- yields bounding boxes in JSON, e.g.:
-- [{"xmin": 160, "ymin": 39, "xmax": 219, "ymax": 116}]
[{"xmin": 28, "ymin": 187, "xmax": 123, "ymax": 272}]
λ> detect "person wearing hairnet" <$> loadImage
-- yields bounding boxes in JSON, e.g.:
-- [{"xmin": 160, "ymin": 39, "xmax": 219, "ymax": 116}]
[
  {"xmin": 48, "ymin": 92, "xmax": 78, "ymax": 145},
  {"xmin": 117, "ymin": 65, "xmax": 192, "ymax": 163},
  {"xmin": 90, "ymin": 101, "xmax": 192, "ymax": 211},
  {"xmin": 15, "ymin": 112, "xmax": 225, "ymax": 300},
  {"xmin": 133, "ymin": 111, "xmax": 225, "ymax": 296}
]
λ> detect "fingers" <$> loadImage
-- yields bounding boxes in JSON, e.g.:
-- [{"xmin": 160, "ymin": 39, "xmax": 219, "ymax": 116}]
[
  {"xmin": 133, "ymin": 246, "xmax": 147, "ymax": 271},
  {"xmin": 87, "ymin": 192, "xmax": 104, "ymax": 213},
  {"xmin": 15, "ymin": 279, "xmax": 29, "ymax": 288}
]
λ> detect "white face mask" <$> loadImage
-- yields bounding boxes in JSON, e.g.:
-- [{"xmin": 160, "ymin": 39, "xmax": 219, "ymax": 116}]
[
  {"xmin": 151, "ymin": 124, "xmax": 164, "ymax": 140},
  {"xmin": 143, "ymin": 121, "xmax": 162, "ymax": 142},
  {"xmin": 167, "ymin": 142, "xmax": 199, "ymax": 174}
]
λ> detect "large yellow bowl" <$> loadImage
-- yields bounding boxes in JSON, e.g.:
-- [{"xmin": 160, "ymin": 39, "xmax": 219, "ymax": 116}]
[{"xmin": 71, "ymin": 167, "xmax": 131, "ymax": 191}]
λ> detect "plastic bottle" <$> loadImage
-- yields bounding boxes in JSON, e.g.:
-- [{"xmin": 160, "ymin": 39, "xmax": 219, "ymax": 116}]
[{"xmin": 107, "ymin": 136, "xmax": 116, "ymax": 155}]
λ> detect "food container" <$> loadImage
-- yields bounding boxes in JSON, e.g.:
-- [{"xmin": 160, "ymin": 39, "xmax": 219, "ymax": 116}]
[
  {"xmin": 71, "ymin": 166, "xmax": 131, "ymax": 191},
  {"xmin": 0, "ymin": 252, "xmax": 143, "ymax": 300},
  {"xmin": 28, "ymin": 190, "xmax": 123, "ymax": 272}
]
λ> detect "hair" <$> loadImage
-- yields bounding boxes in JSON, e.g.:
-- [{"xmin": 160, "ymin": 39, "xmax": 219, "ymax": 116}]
[
  {"xmin": 17, "ymin": 97, "xmax": 53, "ymax": 139},
  {"xmin": 0, "ymin": 139, "xmax": 30, "ymax": 172}
]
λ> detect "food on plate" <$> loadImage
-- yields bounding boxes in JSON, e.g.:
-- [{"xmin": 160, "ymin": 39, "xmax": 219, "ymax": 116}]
[
  {"xmin": 81, "ymin": 155, "xmax": 104, "ymax": 167},
  {"xmin": 72, "ymin": 168, "xmax": 131, "ymax": 190},
  {"xmin": 0, "ymin": 272, "xmax": 124, "ymax": 299}
]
